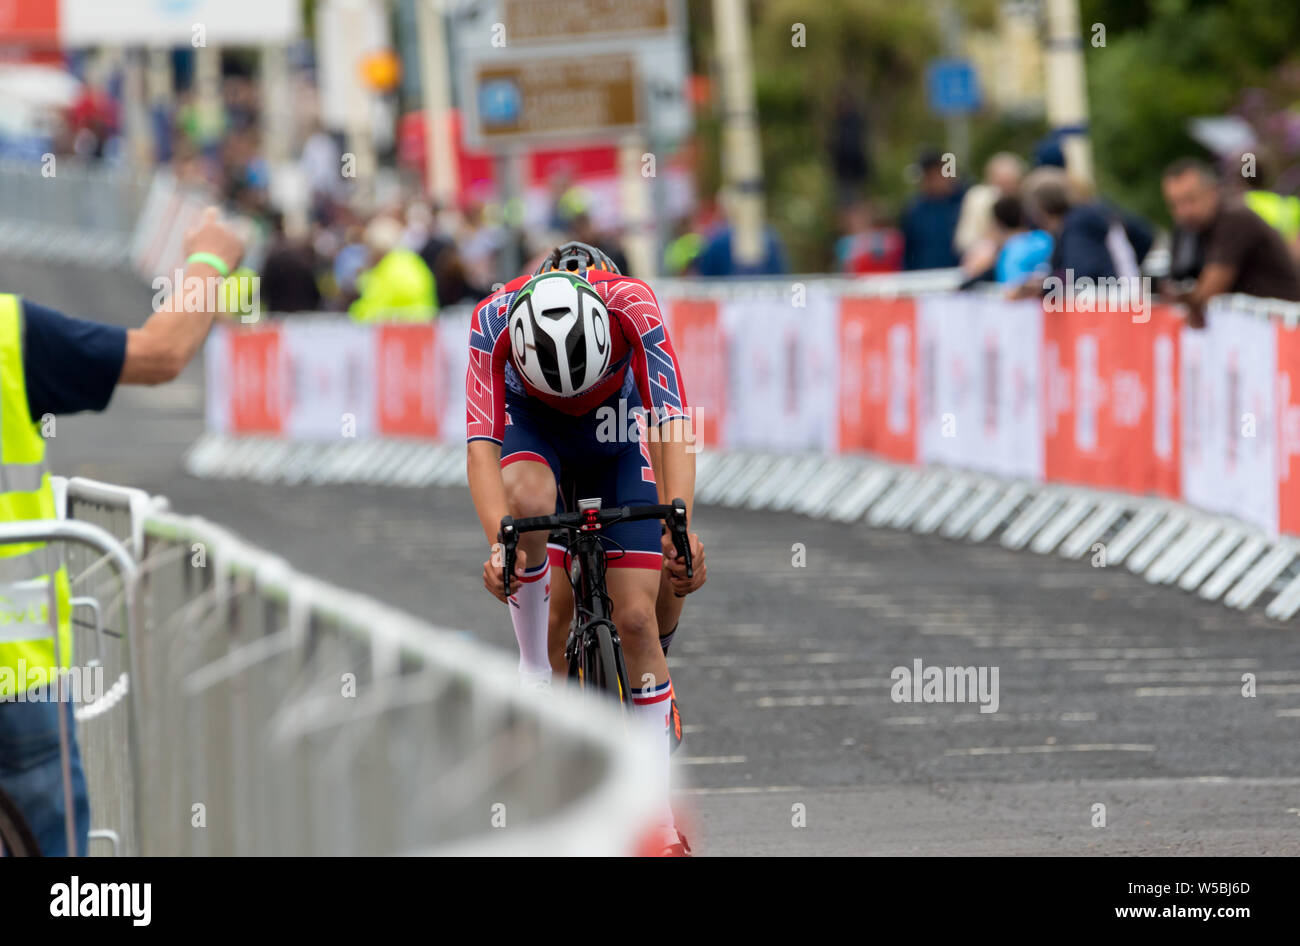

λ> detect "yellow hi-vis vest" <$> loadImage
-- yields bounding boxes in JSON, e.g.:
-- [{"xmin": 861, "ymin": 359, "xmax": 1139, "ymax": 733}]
[
  {"xmin": 1245, "ymin": 190, "xmax": 1300, "ymax": 243},
  {"xmin": 0, "ymin": 293, "xmax": 71, "ymax": 698}
]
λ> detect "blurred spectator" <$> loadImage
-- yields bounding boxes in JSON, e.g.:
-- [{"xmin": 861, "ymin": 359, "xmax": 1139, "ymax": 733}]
[
  {"xmin": 260, "ymin": 213, "xmax": 323, "ymax": 313},
  {"xmin": 835, "ymin": 202, "xmax": 902, "ymax": 274},
  {"xmin": 900, "ymin": 148, "xmax": 966, "ymax": 270},
  {"xmin": 1161, "ymin": 158, "xmax": 1300, "ymax": 327},
  {"xmin": 989, "ymin": 196, "xmax": 1053, "ymax": 286},
  {"xmin": 663, "ymin": 218, "xmax": 705, "ymax": 275},
  {"xmin": 301, "ymin": 120, "xmax": 346, "ymax": 215},
  {"xmin": 1167, "ymin": 223, "xmax": 1205, "ymax": 282},
  {"xmin": 457, "ymin": 200, "xmax": 504, "ymax": 291},
  {"xmin": 348, "ymin": 216, "xmax": 437, "ymax": 322},
  {"xmin": 546, "ymin": 166, "xmax": 593, "ymax": 232},
  {"xmin": 956, "ymin": 152, "xmax": 1026, "ymax": 273},
  {"xmin": 694, "ymin": 205, "xmax": 788, "ymax": 277},
  {"xmin": 830, "ymin": 84, "xmax": 872, "ymax": 207},
  {"xmin": 1027, "ymin": 176, "xmax": 1152, "ymax": 286},
  {"xmin": 569, "ymin": 212, "xmax": 630, "ymax": 276},
  {"xmin": 1237, "ymin": 155, "xmax": 1300, "ymax": 264}
]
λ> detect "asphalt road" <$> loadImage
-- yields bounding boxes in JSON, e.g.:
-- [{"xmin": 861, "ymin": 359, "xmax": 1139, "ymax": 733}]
[{"xmin": 7, "ymin": 257, "xmax": 1300, "ymax": 856}]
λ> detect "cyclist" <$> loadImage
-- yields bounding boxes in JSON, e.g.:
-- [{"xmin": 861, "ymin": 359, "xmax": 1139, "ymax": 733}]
[{"xmin": 466, "ymin": 242, "xmax": 705, "ymax": 855}]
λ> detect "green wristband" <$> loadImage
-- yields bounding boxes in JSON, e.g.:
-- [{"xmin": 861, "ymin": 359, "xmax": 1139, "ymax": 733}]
[{"xmin": 186, "ymin": 252, "xmax": 230, "ymax": 278}]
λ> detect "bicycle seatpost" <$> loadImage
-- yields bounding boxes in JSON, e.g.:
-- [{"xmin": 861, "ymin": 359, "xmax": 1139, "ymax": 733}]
[{"xmin": 499, "ymin": 516, "xmax": 518, "ymax": 597}]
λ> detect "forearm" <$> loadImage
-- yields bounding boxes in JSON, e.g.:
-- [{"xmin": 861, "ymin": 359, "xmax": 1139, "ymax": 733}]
[
  {"xmin": 467, "ymin": 440, "xmax": 509, "ymax": 544},
  {"xmin": 655, "ymin": 420, "xmax": 696, "ymax": 523},
  {"xmin": 122, "ymin": 261, "xmax": 222, "ymax": 384}
]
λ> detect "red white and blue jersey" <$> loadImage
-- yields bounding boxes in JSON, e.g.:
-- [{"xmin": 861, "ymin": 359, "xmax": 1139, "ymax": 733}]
[{"xmin": 466, "ymin": 270, "xmax": 689, "ymax": 445}]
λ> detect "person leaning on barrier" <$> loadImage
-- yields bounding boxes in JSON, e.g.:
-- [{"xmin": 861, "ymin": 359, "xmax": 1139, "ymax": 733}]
[
  {"xmin": 0, "ymin": 206, "xmax": 244, "ymax": 857},
  {"xmin": 1161, "ymin": 158, "xmax": 1300, "ymax": 328}
]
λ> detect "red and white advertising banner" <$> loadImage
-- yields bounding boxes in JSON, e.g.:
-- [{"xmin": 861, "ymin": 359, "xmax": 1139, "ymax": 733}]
[
  {"xmin": 280, "ymin": 321, "xmax": 377, "ymax": 440},
  {"xmin": 376, "ymin": 325, "xmax": 441, "ymax": 438},
  {"xmin": 1182, "ymin": 304, "xmax": 1277, "ymax": 534},
  {"xmin": 1042, "ymin": 302, "xmax": 1182, "ymax": 497},
  {"xmin": 916, "ymin": 294, "xmax": 1043, "ymax": 479},
  {"xmin": 1276, "ymin": 318, "xmax": 1300, "ymax": 535},
  {"xmin": 214, "ymin": 322, "xmax": 285, "ymax": 436},
  {"xmin": 718, "ymin": 288, "xmax": 837, "ymax": 453},
  {"xmin": 203, "ymin": 288, "xmax": 1300, "ymax": 539},
  {"xmin": 665, "ymin": 298, "xmax": 726, "ymax": 450},
  {"xmin": 838, "ymin": 296, "xmax": 916, "ymax": 463}
]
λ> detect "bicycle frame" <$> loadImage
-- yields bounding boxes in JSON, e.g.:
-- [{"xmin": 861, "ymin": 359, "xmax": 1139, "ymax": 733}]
[
  {"xmin": 498, "ymin": 498, "xmax": 692, "ymax": 705},
  {"xmin": 561, "ymin": 527, "xmax": 626, "ymax": 690}
]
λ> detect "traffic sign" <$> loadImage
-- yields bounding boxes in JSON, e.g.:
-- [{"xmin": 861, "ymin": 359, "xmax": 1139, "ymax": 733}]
[{"xmin": 926, "ymin": 59, "xmax": 981, "ymax": 116}]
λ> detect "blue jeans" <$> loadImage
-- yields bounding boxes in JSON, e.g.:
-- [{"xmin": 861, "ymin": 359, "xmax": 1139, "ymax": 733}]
[{"xmin": 0, "ymin": 685, "xmax": 90, "ymax": 856}]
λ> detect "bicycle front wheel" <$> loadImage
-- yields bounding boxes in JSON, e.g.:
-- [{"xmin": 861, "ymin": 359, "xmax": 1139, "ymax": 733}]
[{"xmin": 587, "ymin": 622, "xmax": 630, "ymax": 709}]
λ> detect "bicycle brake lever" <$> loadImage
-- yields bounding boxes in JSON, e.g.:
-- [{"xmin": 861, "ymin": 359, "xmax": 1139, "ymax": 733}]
[
  {"xmin": 670, "ymin": 499, "xmax": 693, "ymax": 579},
  {"xmin": 499, "ymin": 517, "xmax": 517, "ymax": 598}
]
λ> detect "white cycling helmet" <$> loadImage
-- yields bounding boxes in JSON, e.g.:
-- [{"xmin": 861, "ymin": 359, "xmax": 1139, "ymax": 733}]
[{"xmin": 508, "ymin": 271, "xmax": 611, "ymax": 397}]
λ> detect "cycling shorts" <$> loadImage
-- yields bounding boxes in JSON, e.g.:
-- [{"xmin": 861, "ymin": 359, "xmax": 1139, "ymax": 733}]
[{"xmin": 501, "ymin": 382, "xmax": 661, "ymax": 571}]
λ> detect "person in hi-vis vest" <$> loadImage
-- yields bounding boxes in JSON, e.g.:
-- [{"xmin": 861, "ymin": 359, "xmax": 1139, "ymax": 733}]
[{"xmin": 0, "ymin": 207, "xmax": 243, "ymax": 856}]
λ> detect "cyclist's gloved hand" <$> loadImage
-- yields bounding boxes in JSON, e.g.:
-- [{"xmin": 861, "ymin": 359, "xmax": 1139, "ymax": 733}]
[
  {"xmin": 483, "ymin": 544, "xmax": 529, "ymax": 603},
  {"xmin": 662, "ymin": 530, "xmax": 706, "ymax": 597}
]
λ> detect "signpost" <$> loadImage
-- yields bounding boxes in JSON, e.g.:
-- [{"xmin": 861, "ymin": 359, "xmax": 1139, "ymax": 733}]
[
  {"xmin": 450, "ymin": 0, "xmax": 690, "ymax": 276},
  {"xmin": 471, "ymin": 53, "xmax": 641, "ymax": 146}
]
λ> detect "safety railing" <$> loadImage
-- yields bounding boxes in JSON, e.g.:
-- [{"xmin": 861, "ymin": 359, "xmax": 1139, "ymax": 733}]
[
  {"xmin": 35, "ymin": 476, "xmax": 662, "ymax": 855},
  {"xmin": 0, "ymin": 159, "xmax": 150, "ymax": 268}
]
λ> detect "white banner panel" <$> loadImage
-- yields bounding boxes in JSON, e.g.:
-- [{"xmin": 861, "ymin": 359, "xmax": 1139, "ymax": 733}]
[
  {"xmin": 438, "ymin": 309, "xmax": 472, "ymax": 444},
  {"xmin": 916, "ymin": 293, "xmax": 1043, "ymax": 478},
  {"xmin": 204, "ymin": 322, "xmax": 231, "ymax": 434},
  {"xmin": 61, "ymin": 0, "xmax": 301, "ymax": 45},
  {"xmin": 1181, "ymin": 304, "xmax": 1278, "ymax": 534},
  {"xmin": 917, "ymin": 293, "xmax": 978, "ymax": 470},
  {"xmin": 281, "ymin": 321, "xmax": 376, "ymax": 441},
  {"xmin": 719, "ymin": 289, "xmax": 836, "ymax": 452}
]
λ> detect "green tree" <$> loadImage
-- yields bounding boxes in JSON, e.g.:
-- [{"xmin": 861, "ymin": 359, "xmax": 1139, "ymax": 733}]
[{"xmin": 1082, "ymin": 0, "xmax": 1300, "ymax": 222}]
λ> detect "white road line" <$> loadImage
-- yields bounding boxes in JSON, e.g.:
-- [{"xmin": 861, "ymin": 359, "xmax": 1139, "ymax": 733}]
[
  {"xmin": 678, "ymin": 755, "xmax": 746, "ymax": 765},
  {"xmin": 734, "ymin": 677, "xmax": 880, "ymax": 692},
  {"xmin": 1105, "ymin": 670, "xmax": 1293, "ymax": 684},
  {"xmin": 1136, "ymin": 684, "xmax": 1300, "ymax": 696},
  {"xmin": 678, "ymin": 785, "xmax": 805, "ymax": 796},
  {"xmin": 885, "ymin": 711, "xmax": 1098, "ymax": 725},
  {"xmin": 944, "ymin": 743, "xmax": 1156, "ymax": 756},
  {"xmin": 755, "ymin": 695, "xmax": 882, "ymax": 708}
]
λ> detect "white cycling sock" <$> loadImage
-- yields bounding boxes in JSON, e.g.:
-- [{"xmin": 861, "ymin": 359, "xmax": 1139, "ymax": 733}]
[
  {"xmin": 508, "ymin": 559, "xmax": 552, "ymax": 683},
  {"xmin": 632, "ymin": 677, "xmax": 676, "ymax": 838}
]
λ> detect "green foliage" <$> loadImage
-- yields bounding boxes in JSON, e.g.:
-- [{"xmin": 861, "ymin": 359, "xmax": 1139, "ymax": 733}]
[{"xmin": 1082, "ymin": 0, "xmax": 1300, "ymax": 222}]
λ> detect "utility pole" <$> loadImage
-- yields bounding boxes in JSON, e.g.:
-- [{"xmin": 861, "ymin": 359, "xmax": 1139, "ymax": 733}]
[
  {"xmin": 415, "ymin": 0, "xmax": 459, "ymax": 208},
  {"xmin": 1043, "ymin": 0, "xmax": 1094, "ymax": 189},
  {"xmin": 711, "ymin": 0, "xmax": 764, "ymax": 267},
  {"xmin": 937, "ymin": 0, "xmax": 970, "ymax": 168}
]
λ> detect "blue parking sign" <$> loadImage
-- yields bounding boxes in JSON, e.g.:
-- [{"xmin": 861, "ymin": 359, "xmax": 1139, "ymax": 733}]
[{"xmin": 927, "ymin": 59, "xmax": 981, "ymax": 116}]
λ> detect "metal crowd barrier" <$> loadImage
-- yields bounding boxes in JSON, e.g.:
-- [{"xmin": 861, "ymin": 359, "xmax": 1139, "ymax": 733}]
[
  {"xmin": 0, "ymin": 159, "xmax": 149, "ymax": 268},
  {"xmin": 32, "ymin": 476, "xmax": 661, "ymax": 856}
]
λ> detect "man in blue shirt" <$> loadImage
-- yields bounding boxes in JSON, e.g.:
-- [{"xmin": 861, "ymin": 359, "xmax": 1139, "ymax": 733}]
[
  {"xmin": 0, "ymin": 206, "xmax": 244, "ymax": 856},
  {"xmin": 901, "ymin": 148, "xmax": 967, "ymax": 270}
]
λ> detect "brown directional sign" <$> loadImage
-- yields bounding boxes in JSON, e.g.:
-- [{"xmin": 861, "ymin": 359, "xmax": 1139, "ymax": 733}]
[
  {"xmin": 473, "ymin": 54, "xmax": 641, "ymax": 145},
  {"xmin": 502, "ymin": 0, "xmax": 674, "ymax": 43}
]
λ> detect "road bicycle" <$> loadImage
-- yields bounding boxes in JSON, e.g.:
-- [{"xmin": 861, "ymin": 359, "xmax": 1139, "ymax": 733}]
[{"xmin": 500, "ymin": 498, "xmax": 692, "ymax": 707}]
